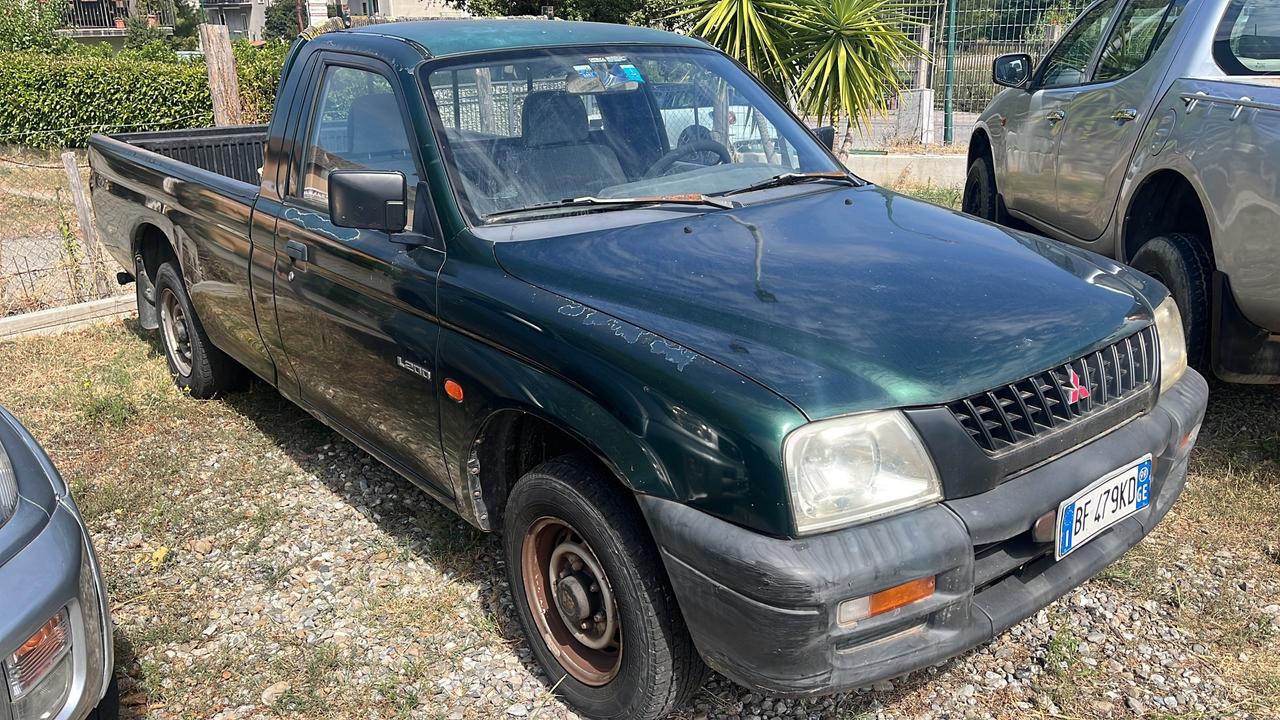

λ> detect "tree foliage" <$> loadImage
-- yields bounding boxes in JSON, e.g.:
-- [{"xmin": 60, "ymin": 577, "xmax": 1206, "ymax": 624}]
[
  {"xmin": 264, "ymin": 0, "xmax": 303, "ymax": 40},
  {"xmin": 682, "ymin": 0, "xmax": 924, "ymax": 127},
  {"xmin": 0, "ymin": 0, "xmax": 75, "ymax": 53},
  {"xmin": 447, "ymin": 0, "xmax": 675, "ymax": 26}
]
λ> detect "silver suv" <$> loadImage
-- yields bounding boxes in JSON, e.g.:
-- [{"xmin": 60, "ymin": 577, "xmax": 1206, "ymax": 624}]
[
  {"xmin": 965, "ymin": 0, "xmax": 1280, "ymax": 383},
  {"xmin": 0, "ymin": 407, "xmax": 115, "ymax": 720}
]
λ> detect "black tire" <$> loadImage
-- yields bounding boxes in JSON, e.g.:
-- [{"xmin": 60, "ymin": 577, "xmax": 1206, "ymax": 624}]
[
  {"xmin": 88, "ymin": 673, "xmax": 119, "ymax": 720},
  {"xmin": 503, "ymin": 456, "xmax": 706, "ymax": 720},
  {"xmin": 153, "ymin": 262, "xmax": 245, "ymax": 399},
  {"xmin": 962, "ymin": 155, "xmax": 1004, "ymax": 223},
  {"xmin": 1130, "ymin": 233, "xmax": 1213, "ymax": 369}
]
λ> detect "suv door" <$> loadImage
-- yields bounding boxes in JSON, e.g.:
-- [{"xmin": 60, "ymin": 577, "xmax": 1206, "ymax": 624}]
[
  {"xmin": 1000, "ymin": 0, "xmax": 1120, "ymax": 220},
  {"xmin": 1054, "ymin": 0, "xmax": 1187, "ymax": 240},
  {"xmin": 272, "ymin": 56, "xmax": 452, "ymax": 496}
]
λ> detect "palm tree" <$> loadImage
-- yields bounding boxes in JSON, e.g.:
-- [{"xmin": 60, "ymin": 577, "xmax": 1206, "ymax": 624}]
[{"xmin": 680, "ymin": 0, "xmax": 925, "ymax": 149}]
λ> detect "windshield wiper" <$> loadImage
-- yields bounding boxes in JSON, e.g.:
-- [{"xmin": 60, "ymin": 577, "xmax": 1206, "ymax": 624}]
[
  {"xmin": 715, "ymin": 171, "xmax": 862, "ymax": 198},
  {"xmin": 484, "ymin": 194, "xmax": 740, "ymax": 222}
]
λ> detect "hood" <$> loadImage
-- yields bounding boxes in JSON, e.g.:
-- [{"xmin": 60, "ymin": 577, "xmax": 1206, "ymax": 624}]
[{"xmin": 493, "ymin": 185, "xmax": 1154, "ymax": 420}]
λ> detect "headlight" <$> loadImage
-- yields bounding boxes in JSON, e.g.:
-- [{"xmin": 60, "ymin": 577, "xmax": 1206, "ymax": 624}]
[
  {"xmin": 784, "ymin": 410, "xmax": 941, "ymax": 534},
  {"xmin": 0, "ymin": 440, "xmax": 18, "ymax": 528},
  {"xmin": 1153, "ymin": 295, "xmax": 1187, "ymax": 395},
  {"xmin": 5, "ymin": 608, "xmax": 73, "ymax": 720}
]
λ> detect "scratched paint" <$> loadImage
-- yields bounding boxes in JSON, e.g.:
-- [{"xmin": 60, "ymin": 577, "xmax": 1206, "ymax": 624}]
[{"xmin": 559, "ymin": 302, "xmax": 697, "ymax": 371}]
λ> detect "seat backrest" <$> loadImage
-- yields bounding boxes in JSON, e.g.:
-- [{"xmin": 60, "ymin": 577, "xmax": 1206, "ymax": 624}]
[
  {"xmin": 348, "ymin": 92, "xmax": 408, "ymax": 155},
  {"xmin": 512, "ymin": 91, "xmax": 626, "ymax": 203}
]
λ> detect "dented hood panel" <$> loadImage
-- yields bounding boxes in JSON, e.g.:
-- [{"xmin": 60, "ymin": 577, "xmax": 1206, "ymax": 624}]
[{"xmin": 493, "ymin": 185, "xmax": 1154, "ymax": 420}]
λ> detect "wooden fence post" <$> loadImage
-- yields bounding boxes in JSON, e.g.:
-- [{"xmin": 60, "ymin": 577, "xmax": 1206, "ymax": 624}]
[
  {"xmin": 199, "ymin": 23, "xmax": 243, "ymax": 127},
  {"xmin": 61, "ymin": 151, "xmax": 113, "ymax": 299}
]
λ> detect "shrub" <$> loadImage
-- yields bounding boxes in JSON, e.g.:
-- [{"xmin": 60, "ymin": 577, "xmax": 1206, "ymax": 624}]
[
  {"xmin": 0, "ymin": 52, "xmax": 213, "ymax": 147},
  {"xmin": 0, "ymin": 42, "xmax": 289, "ymax": 147},
  {"xmin": 234, "ymin": 40, "xmax": 289, "ymax": 124}
]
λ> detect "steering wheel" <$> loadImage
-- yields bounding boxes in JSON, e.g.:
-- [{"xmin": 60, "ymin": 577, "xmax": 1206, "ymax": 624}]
[{"xmin": 643, "ymin": 139, "xmax": 732, "ymax": 179}]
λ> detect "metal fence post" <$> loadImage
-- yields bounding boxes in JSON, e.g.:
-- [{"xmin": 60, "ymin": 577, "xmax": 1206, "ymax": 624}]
[{"xmin": 943, "ymin": 0, "xmax": 957, "ymax": 144}]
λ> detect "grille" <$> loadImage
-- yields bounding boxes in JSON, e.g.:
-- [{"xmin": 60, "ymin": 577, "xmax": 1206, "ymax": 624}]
[{"xmin": 949, "ymin": 326, "xmax": 1158, "ymax": 453}]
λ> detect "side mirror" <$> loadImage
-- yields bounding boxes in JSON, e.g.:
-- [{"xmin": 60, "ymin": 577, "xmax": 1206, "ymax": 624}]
[
  {"xmin": 812, "ymin": 125, "xmax": 836, "ymax": 151},
  {"xmin": 328, "ymin": 170, "xmax": 407, "ymax": 232},
  {"xmin": 993, "ymin": 53, "xmax": 1033, "ymax": 89}
]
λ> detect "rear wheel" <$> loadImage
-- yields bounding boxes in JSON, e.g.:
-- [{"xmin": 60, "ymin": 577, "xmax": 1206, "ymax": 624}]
[
  {"xmin": 503, "ymin": 456, "xmax": 705, "ymax": 720},
  {"xmin": 962, "ymin": 155, "xmax": 1004, "ymax": 223},
  {"xmin": 153, "ymin": 262, "xmax": 245, "ymax": 398},
  {"xmin": 1130, "ymin": 233, "xmax": 1213, "ymax": 370}
]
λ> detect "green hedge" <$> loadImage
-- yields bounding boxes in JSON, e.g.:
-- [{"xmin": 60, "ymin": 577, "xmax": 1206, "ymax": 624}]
[{"xmin": 0, "ymin": 43, "xmax": 288, "ymax": 148}]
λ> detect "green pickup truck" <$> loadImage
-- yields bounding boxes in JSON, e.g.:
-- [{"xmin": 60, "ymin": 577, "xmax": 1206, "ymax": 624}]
[{"xmin": 88, "ymin": 19, "xmax": 1208, "ymax": 720}]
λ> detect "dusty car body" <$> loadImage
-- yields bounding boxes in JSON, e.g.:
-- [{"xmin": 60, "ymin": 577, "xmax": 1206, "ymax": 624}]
[
  {"xmin": 0, "ymin": 407, "xmax": 115, "ymax": 720},
  {"xmin": 966, "ymin": 0, "xmax": 1280, "ymax": 383},
  {"xmin": 88, "ymin": 19, "xmax": 1206, "ymax": 720}
]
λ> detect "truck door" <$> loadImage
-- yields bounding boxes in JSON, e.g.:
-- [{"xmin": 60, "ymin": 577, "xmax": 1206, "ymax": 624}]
[
  {"xmin": 272, "ymin": 55, "xmax": 452, "ymax": 496},
  {"xmin": 1054, "ymin": 0, "xmax": 1187, "ymax": 240},
  {"xmin": 1001, "ymin": 0, "xmax": 1119, "ymax": 221}
]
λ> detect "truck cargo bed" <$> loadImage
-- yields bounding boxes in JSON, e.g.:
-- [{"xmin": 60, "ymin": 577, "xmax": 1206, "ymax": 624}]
[{"xmin": 113, "ymin": 125, "xmax": 268, "ymax": 186}]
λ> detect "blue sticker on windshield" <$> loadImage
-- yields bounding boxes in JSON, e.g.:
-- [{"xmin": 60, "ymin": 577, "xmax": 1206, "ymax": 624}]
[
  {"xmin": 619, "ymin": 63, "xmax": 645, "ymax": 83},
  {"xmin": 573, "ymin": 64, "xmax": 598, "ymax": 79}
]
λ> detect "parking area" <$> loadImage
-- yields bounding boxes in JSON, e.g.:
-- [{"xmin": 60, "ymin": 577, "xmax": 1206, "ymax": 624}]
[{"xmin": 0, "ymin": 317, "xmax": 1276, "ymax": 720}]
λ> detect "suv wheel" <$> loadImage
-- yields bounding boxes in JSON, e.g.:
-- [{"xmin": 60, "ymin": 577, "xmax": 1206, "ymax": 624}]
[
  {"xmin": 503, "ymin": 456, "xmax": 706, "ymax": 720},
  {"xmin": 1130, "ymin": 233, "xmax": 1213, "ymax": 370},
  {"xmin": 962, "ymin": 156, "xmax": 1004, "ymax": 223},
  {"xmin": 154, "ymin": 262, "xmax": 245, "ymax": 398}
]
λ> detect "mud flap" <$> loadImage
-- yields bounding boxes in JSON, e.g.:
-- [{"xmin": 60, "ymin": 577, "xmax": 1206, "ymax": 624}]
[
  {"xmin": 1211, "ymin": 272, "xmax": 1280, "ymax": 383},
  {"xmin": 135, "ymin": 253, "xmax": 159, "ymax": 331}
]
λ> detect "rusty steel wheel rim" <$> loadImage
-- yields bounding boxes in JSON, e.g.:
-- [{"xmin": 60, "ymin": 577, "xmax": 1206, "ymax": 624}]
[
  {"xmin": 521, "ymin": 517, "xmax": 622, "ymax": 686},
  {"xmin": 159, "ymin": 287, "xmax": 193, "ymax": 377}
]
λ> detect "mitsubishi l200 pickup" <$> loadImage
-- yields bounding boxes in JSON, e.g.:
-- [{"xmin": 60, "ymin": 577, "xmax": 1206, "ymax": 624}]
[{"xmin": 89, "ymin": 20, "xmax": 1208, "ymax": 720}]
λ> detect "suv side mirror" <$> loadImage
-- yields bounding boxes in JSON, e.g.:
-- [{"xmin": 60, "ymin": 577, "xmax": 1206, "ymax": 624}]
[
  {"xmin": 329, "ymin": 170, "xmax": 407, "ymax": 232},
  {"xmin": 812, "ymin": 125, "xmax": 836, "ymax": 151},
  {"xmin": 993, "ymin": 53, "xmax": 1033, "ymax": 89}
]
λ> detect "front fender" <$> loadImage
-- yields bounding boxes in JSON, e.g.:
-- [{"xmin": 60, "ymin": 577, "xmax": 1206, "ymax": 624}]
[{"xmin": 436, "ymin": 259, "xmax": 809, "ymax": 537}]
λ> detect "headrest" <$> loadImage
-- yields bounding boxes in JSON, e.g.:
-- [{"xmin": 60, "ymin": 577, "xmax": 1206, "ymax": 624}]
[
  {"xmin": 348, "ymin": 92, "xmax": 406, "ymax": 154},
  {"xmin": 521, "ymin": 91, "xmax": 588, "ymax": 146}
]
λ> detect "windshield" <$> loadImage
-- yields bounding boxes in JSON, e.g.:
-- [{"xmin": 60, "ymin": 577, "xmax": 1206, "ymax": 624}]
[{"xmin": 421, "ymin": 46, "xmax": 841, "ymax": 223}]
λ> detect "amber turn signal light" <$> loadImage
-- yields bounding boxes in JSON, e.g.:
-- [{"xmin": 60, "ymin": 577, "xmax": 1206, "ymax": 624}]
[
  {"xmin": 837, "ymin": 576, "xmax": 936, "ymax": 627},
  {"xmin": 444, "ymin": 379, "xmax": 464, "ymax": 402}
]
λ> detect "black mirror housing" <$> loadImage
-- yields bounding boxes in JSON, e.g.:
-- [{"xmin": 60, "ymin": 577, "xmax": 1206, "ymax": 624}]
[
  {"xmin": 329, "ymin": 170, "xmax": 408, "ymax": 232},
  {"xmin": 993, "ymin": 53, "xmax": 1034, "ymax": 89},
  {"xmin": 812, "ymin": 125, "xmax": 836, "ymax": 151}
]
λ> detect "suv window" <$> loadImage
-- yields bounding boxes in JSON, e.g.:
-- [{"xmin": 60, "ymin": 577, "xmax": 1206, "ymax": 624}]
[
  {"xmin": 1038, "ymin": 0, "xmax": 1120, "ymax": 88},
  {"xmin": 1095, "ymin": 0, "xmax": 1185, "ymax": 81},
  {"xmin": 1215, "ymin": 0, "xmax": 1280, "ymax": 75},
  {"xmin": 298, "ymin": 64, "xmax": 419, "ymax": 223}
]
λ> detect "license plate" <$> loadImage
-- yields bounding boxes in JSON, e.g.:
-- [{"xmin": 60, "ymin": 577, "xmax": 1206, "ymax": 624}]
[{"xmin": 1055, "ymin": 454, "xmax": 1153, "ymax": 560}]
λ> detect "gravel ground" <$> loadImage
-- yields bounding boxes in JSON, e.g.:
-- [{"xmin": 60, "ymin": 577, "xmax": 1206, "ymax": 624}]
[{"xmin": 1, "ymin": 321, "xmax": 1277, "ymax": 720}]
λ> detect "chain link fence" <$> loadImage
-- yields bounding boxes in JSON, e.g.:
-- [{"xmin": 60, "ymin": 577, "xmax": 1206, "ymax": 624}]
[
  {"xmin": 0, "ymin": 147, "xmax": 125, "ymax": 318},
  {"xmin": 845, "ymin": 0, "xmax": 1089, "ymax": 149}
]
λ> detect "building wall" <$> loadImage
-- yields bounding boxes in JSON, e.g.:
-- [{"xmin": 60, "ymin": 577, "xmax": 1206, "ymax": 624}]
[{"xmin": 381, "ymin": 0, "xmax": 468, "ymax": 19}]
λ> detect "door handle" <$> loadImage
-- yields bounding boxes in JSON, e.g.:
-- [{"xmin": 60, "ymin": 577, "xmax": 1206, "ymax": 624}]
[
  {"xmin": 1046, "ymin": 109, "xmax": 1066, "ymax": 124},
  {"xmin": 1112, "ymin": 108, "xmax": 1139, "ymax": 122},
  {"xmin": 285, "ymin": 240, "xmax": 309, "ymax": 263}
]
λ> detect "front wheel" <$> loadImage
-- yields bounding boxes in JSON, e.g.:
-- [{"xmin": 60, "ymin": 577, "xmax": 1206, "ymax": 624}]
[
  {"xmin": 1130, "ymin": 233, "xmax": 1213, "ymax": 369},
  {"xmin": 962, "ymin": 155, "xmax": 1004, "ymax": 223},
  {"xmin": 503, "ymin": 456, "xmax": 706, "ymax": 720}
]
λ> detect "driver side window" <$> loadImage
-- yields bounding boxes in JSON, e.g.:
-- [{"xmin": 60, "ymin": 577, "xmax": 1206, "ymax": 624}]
[{"xmin": 1038, "ymin": 0, "xmax": 1121, "ymax": 88}]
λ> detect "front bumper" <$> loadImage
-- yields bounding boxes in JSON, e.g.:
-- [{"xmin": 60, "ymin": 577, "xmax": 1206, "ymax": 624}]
[
  {"xmin": 640, "ymin": 370, "xmax": 1208, "ymax": 697},
  {"xmin": 0, "ymin": 410, "xmax": 114, "ymax": 720}
]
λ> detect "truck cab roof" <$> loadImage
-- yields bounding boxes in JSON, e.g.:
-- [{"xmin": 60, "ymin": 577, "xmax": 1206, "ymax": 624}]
[{"xmin": 348, "ymin": 19, "xmax": 710, "ymax": 58}]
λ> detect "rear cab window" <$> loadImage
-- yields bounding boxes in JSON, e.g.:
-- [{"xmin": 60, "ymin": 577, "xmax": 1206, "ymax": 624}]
[{"xmin": 1216, "ymin": 0, "xmax": 1280, "ymax": 74}]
